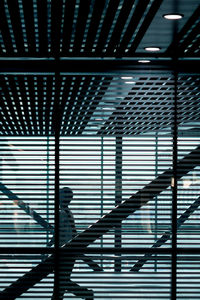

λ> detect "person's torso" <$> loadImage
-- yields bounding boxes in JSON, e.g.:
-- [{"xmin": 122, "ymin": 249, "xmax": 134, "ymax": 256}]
[{"xmin": 59, "ymin": 209, "xmax": 76, "ymax": 246}]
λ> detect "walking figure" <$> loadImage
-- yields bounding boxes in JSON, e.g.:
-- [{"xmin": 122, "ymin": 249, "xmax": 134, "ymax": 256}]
[{"xmin": 51, "ymin": 187, "xmax": 94, "ymax": 300}]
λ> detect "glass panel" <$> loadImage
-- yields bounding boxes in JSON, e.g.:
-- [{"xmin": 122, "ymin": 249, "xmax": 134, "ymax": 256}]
[
  {"xmin": 59, "ymin": 137, "xmax": 116, "ymax": 249},
  {"xmin": 64, "ymin": 253, "xmax": 171, "ymax": 299},
  {"xmin": 0, "ymin": 253, "xmax": 54, "ymax": 298},
  {"xmin": 177, "ymin": 74, "xmax": 200, "ymax": 249},
  {"xmin": 177, "ymin": 254, "xmax": 200, "ymax": 299},
  {"xmin": 122, "ymin": 135, "xmax": 173, "ymax": 249},
  {"xmin": 0, "ymin": 137, "xmax": 54, "ymax": 247}
]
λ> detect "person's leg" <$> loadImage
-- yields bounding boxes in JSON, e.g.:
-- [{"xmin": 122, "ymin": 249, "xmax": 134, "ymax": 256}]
[
  {"xmin": 51, "ymin": 255, "xmax": 73, "ymax": 300},
  {"xmin": 52, "ymin": 255, "xmax": 94, "ymax": 299},
  {"xmin": 59, "ymin": 257, "xmax": 94, "ymax": 300},
  {"xmin": 64, "ymin": 279, "xmax": 93, "ymax": 299}
]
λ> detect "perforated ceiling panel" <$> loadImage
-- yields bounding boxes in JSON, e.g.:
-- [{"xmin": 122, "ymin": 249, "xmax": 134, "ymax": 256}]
[{"xmin": 0, "ymin": 73, "xmax": 200, "ymax": 136}]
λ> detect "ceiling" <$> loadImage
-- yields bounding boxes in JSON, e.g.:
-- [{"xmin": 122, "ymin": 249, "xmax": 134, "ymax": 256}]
[
  {"xmin": 0, "ymin": 0, "xmax": 199, "ymax": 136},
  {"xmin": 0, "ymin": 73, "xmax": 199, "ymax": 136},
  {"xmin": 0, "ymin": 0, "xmax": 199, "ymax": 58}
]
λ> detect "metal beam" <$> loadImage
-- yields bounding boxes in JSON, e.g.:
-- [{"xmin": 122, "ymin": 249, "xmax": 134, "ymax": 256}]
[{"xmin": 0, "ymin": 58, "xmax": 200, "ymax": 74}]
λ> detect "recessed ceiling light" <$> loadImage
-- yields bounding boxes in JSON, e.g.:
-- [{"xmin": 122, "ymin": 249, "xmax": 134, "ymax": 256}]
[
  {"xmin": 163, "ymin": 14, "xmax": 183, "ymax": 20},
  {"xmin": 138, "ymin": 60, "xmax": 151, "ymax": 63},
  {"xmin": 121, "ymin": 76, "xmax": 133, "ymax": 80},
  {"xmin": 145, "ymin": 47, "xmax": 161, "ymax": 52},
  {"xmin": 94, "ymin": 118, "xmax": 104, "ymax": 121},
  {"xmin": 125, "ymin": 81, "xmax": 136, "ymax": 84}
]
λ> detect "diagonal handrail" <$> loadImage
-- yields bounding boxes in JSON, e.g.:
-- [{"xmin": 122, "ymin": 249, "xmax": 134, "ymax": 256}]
[
  {"xmin": 0, "ymin": 144, "xmax": 200, "ymax": 299},
  {"xmin": 0, "ymin": 183, "xmax": 53, "ymax": 231},
  {"xmin": 130, "ymin": 195, "xmax": 200, "ymax": 272},
  {"xmin": 0, "ymin": 183, "xmax": 103, "ymax": 272}
]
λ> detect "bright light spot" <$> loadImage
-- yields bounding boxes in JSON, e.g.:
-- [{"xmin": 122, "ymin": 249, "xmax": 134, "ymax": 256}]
[
  {"xmin": 121, "ymin": 77, "xmax": 133, "ymax": 80},
  {"xmin": 163, "ymin": 14, "xmax": 183, "ymax": 20},
  {"xmin": 145, "ymin": 47, "xmax": 161, "ymax": 52},
  {"xmin": 125, "ymin": 81, "xmax": 136, "ymax": 84},
  {"xmin": 138, "ymin": 60, "xmax": 151, "ymax": 63}
]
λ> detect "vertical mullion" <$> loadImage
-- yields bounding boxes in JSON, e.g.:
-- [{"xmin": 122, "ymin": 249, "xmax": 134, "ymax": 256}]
[
  {"xmin": 54, "ymin": 59, "xmax": 61, "ymax": 299},
  {"xmin": 154, "ymin": 131, "xmax": 158, "ymax": 272},
  {"xmin": 46, "ymin": 135, "xmax": 50, "ymax": 245},
  {"xmin": 100, "ymin": 136, "xmax": 104, "ymax": 267},
  {"xmin": 115, "ymin": 136, "xmax": 122, "ymax": 272},
  {"xmin": 171, "ymin": 68, "xmax": 178, "ymax": 300}
]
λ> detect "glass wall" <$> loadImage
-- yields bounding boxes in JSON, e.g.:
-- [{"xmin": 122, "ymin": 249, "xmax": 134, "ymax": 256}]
[{"xmin": 0, "ymin": 73, "xmax": 199, "ymax": 299}]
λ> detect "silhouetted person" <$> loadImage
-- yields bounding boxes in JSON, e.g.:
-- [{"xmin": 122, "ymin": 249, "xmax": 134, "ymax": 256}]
[{"xmin": 51, "ymin": 187, "xmax": 94, "ymax": 300}]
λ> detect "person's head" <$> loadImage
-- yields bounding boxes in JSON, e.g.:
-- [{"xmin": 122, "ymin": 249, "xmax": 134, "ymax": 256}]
[{"xmin": 59, "ymin": 187, "xmax": 73, "ymax": 209}]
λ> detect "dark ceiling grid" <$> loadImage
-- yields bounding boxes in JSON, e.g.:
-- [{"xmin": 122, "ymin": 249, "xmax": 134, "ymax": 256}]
[
  {"xmin": 11, "ymin": 75, "xmax": 28, "ymax": 134},
  {"xmin": 178, "ymin": 75, "xmax": 200, "ymax": 125},
  {"xmin": 0, "ymin": 98, "xmax": 10, "ymax": 135},
  {"xmin": 77, "ymin": 76, "xmax": 112, "ymax": 135},
  {"xmin": 60, "ymin": 76, "xmax": 83, "ymax": 135},
  {"xmin": 67, "ymin": 1, "xmax": 81, "ymax": 56},
  {"xmin": 65, "ymin": 76, "xmax": 103, "ymax": 135},
  {"xmin": 83, "ymin": 0, "xmax": 106, "ymax": 55},
  {"xmin": 59, "ymin": 76, "xmax": 73, "ymax": 134},
  {"xmin": 167, "ymin": 4, "xmax": 200, "ymax": 57},
  {"xmin": 37, "ymin": 0, "xmax": 48, "ymax": 56},
  {"xmin": 21, "ymin": 0, "xmax": 36, "ymax": 55},
  {"xmin": 9, "ymin": 76, "xmax": 29, "ymax": 135},
  {"xmin": 26, "ymin": 76, "xmax": 39, "ymax": 135},
  {"xmin": 21, "ymin": 75, "xmax": 35, "ymax": 135},
  {"xmin": 6, "ymin": 0, "xmax": 25, "ymax": 55},
  {"xmin": 17, "ymin": 76, "xmax": 33, "ymax": 135},
  {"xmin": 31, "ymin": 0, "xmax": 40, "ymax": 54},
  {"xmin": 69, "ymin": 76, "xmax": 97, "ymax": 134},
  {"xmin": 61, "ymin": 0, "xmax": 76, "ymax": 56},
  {"xmin": 95, "ymin": 79, "xmax": 130, "ymax": 135},
  {"xmin": 51, "ymin": 0, "xmax": 63, "ymax": 56},
  {"xmin": 36, "ymin": 76, "xmax": 45, "ymax": 136},
  {"xmin": 0, "ymin": 77, "xmax": 19, "ymax": 135},
  {"xmin": 1, "ymin": 76, "xmax": 25, "ymax": 135},
  {"xmin": 179, "ymin": 17, "xmax": 200, "ymax": 56},
  {"xmin": 44, "ymin": 76, "xmax": 54, "ymax": 136},
  {"xmin": 66, "ymin": 76, "xmax": 95, "ymax": 134},
  {"xmin": 0, "ymin": 0, "xmax": 199, "ymax": 58},
  {"xmin": 18, "ymin": 0, "xmax": 29, "ymax": 54},
  {"xmin": 188, "ymin": 32, "xmax": 200, "ymax": 56},
  {"xmin": 50, "ymin": 75, "xmax": 58, "ymax": 136},
  {"xmin": 104, "ymin": 0, "xmax": 125, "ymax": 52},
  {"xmin": 22, "ymin": 76, "xmax": 36, "ymax": 135},
  {"xmin": 0, "ymin": 36, "xmax": 5, "ymax": 55},
  {"xmin": 98, "ymin": 76, "xmax": 174, "ymax": 136},
  {"xmin": 105, "ymin": 0, "xmax": 136, "ymax": 56},
  {"xmin": 0, "ymin": 109, "xmax": 12, "ymax": 135},
  {"xmin": 116, "ymin": 0, "xmax": 150, "ymax": 57},
  {"xmin": 0, "ymin": 1, "xmax": 15, "ymax": 55},
  {"xmin": 122, "ymin": 78, "xmax": 174, "ymax": 135},
  {"xmin": 94, "ymin": 0, "xmax": 121, "ymax": 56},
  {"xmin": 0, "ymin": 73, "xmax": 199, "ymax": 136},
  {"xmin": 128, "ymin": 0, "xmax": 163, "ymax": 55},
  {"xmin": 72, "ymin": 0, "xmax": 91, "ymax": 55}
]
